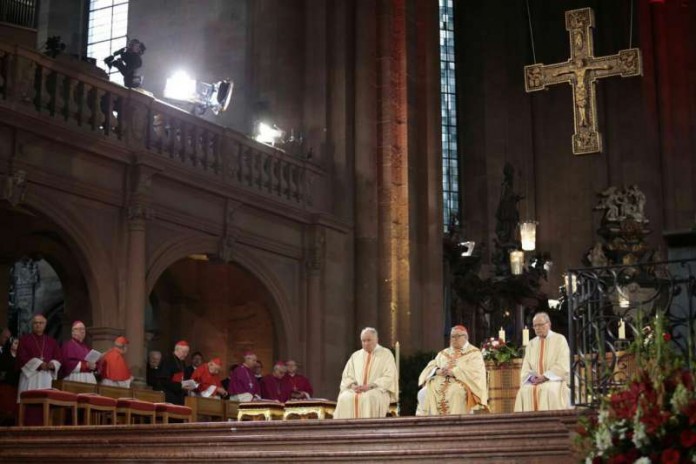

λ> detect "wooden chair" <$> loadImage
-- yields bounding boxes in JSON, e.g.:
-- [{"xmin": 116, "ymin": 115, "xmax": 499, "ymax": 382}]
[
  {"xmin": 76, "ymin": 393, "xmax": 117, "ymax": 425},
  {"xmin": 115, "ymin": 398, "xmax": 156, "ymax": 424},
  {"xmin": 19, "ymin": 389, "xmax": 78, "ymax": 426},
  {"xmin": 154, "ymin": 403, "xmax": 192, "ymax": 423}
]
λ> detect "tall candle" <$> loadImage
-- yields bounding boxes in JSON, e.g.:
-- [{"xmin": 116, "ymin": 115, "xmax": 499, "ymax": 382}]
[
  {"xmin": 498, "ymin": 327, "xmax": 506, "ymax": 342},
  {"xmin": 522, "ymin": 326, "xmax": 530, "ymax": 346},
  {"xmin": 510, "ymin": 250, "xmax": 524, "ymax": 275},
  {"xmin": 618, "ymin": 319, "xmax": 626, "ymax": 340}
]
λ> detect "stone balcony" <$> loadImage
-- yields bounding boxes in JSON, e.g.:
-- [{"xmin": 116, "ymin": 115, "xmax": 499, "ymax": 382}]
[{"xmin": 0, "ymin": 41, "xmax": 328, "ymax": 215}]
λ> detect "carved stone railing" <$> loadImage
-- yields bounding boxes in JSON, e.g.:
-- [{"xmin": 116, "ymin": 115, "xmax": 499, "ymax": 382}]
[{"xmin": 0, "ymin": 42, "xmax": 325, "ymax": 210}]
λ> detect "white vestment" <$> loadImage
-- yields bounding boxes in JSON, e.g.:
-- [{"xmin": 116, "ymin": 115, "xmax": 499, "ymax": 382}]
[
  {"xmin": 514, "ymin": 330, "xmax": 571, "ymax": 412},
  {"xmin": 17, "ymin": 358, "xmax": 61, "ymax": 402},
  {"xmin": 64, "ymin": 362, "xmax": 97, "ymax": 384},
  {"xmin": 334, "ymin": 345, "xmax": 397, "ymax": 419},
  {"xmin": 101, "ymin": 378, "xmax": 132, "ymax": 388}
]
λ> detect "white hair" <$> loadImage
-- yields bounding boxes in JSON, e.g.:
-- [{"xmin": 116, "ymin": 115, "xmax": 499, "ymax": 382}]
[
  {"xmin": 533, "ymin": 312, "xmax": 550, "ymax": 324},
  {"xmin": 360, "ymin": 327, "xmax": 378, "ymax": 338}
]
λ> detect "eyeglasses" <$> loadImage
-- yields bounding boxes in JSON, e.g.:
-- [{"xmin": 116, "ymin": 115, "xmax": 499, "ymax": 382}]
[
  {"xmin": 451, "ymin": 334, "xmax": 467, "ymax": 338},
  {"xmin": 532, "ymin": 323, "xmax": 548, "ymax": 328}
]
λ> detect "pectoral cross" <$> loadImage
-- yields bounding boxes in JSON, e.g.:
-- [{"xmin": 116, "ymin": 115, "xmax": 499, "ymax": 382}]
[{"xmin": 524, "ymin": 8, "xmax": 642, "ymax": 155}]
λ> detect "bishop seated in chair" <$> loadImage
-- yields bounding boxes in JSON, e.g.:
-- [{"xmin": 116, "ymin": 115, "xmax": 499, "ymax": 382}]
[
  {"xmin": 334, "ymin": 327, "xmax": 397, "ymax": 419},
  {"xmin": 416, "ymin": 325, "xmax": 488, "ymax": 415},
  {"xmin": 514, "ymin": 312, "xmax": 571, "ymax": 412}
]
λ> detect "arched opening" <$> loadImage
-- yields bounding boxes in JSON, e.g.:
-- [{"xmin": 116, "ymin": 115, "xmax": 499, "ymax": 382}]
[
  {"xmin": 0, "ymin": 206, "xmax": 91, "ymax": 341},
  {"xmin": 148, "ymin": 256, "xmax": 281, "ymax": 376}
]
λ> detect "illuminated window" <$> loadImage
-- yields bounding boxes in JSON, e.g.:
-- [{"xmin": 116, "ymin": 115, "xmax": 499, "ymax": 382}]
[
  {"xmin": 86, "ymin": 0, "xmax": 129, "ymax": 86},
  {"xmin": 439, "ymin": 0, "xmax": 458, "ymax": 230}
]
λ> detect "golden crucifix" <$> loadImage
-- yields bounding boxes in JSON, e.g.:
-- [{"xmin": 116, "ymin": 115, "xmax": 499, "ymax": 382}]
[{"xmin": 524, "ymin": 7, "xmax": 642, "ymax": 155}]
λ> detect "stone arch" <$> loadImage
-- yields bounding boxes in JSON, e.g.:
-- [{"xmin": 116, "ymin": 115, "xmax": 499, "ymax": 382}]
[
  {"xmin": 146, "ymin": 234, "xmax": 295, "ymax": 357},
  {"xmin": 14, "ymin": 192, "xmax": 117, "ymax": 328}
]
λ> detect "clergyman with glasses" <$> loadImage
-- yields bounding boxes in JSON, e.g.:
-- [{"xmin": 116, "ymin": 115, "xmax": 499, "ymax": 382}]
[
  {"xmin": 416, "ymin": 325, "xmax": 488, "ymax": 415},
  {"xmin": 514, "ymin": 312, "xmax": 571, "ymax": 412}
]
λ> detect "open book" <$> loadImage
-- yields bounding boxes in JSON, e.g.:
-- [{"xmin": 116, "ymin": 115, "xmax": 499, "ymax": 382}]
[{"xmin": 182, "ymin": 379, "xmax": 199, "ymax": 390}]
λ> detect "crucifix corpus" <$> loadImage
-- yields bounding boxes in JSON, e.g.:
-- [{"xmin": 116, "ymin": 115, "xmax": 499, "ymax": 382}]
[{"xmin": 524, "ymin": 7, "xmax": 642, "ymax": 155}]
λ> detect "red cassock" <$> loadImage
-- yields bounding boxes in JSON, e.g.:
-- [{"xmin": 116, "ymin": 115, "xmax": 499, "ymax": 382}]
[
  {"xmin": 283, "ymin": 373, "xmax": 314, "ymax": 399},
  {"xmin": 260, "ymin": 374, "xmax": 291, "ymax": 402},
  {"xmin": 98, "ymin": 348, "xmax": 131, "ymax": 381},
  {"xmin": 191, "ymin": 364, "xmax": 222, "ymax": 396}
]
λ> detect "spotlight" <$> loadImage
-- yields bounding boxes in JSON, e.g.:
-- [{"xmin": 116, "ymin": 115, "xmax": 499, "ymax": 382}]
[
  {"xmin": 163, "ymin": 71, "xmax": 233, "ymax": 116},
  {"xmin": 254, "ymin": 122, "xmax": 285, "ymax": 146}
]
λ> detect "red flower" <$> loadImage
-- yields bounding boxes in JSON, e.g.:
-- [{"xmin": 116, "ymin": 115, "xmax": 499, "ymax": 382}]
[
  {"xmin": 663, "ymin": 332, "xmax": 672, "ymax": 342},
  {"xmin": 681, "ymin": 429, "xmax": 696, "ymax": 448},
  {"xmin": 684, "ymin": 400, "xmax": 696, "ymax": 425},
  {"xmin": 682, "ymin": 371, "xmax": 695, "ymax": 390},
  {"xmin": 660, "ymin": 449, "xmax": 680, "ymax": 464}
]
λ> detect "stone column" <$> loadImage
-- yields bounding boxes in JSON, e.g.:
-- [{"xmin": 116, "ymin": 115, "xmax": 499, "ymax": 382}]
[
  {"xmin": 124, "ymin": 164, "xmax": 156, "ymax": 387},
  {"xmin": 304, "ymin": 224, "xmax": 325, "ymax": 391}
]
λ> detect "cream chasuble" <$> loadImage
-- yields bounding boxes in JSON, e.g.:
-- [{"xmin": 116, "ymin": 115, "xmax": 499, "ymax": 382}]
[
  {"xmin": 334, "ymin": 344, "xmax": 397, "ymax": 419},
  {"xmin": 417, "ymin": 344, "xmax": 488, "ymax": 415},
  {"xmin": 514, "ymin": 330, "xmax": 571, "ymax": 412}
]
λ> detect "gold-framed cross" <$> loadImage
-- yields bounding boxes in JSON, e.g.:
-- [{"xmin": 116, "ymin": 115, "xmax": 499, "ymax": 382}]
[{"xmin": 524, "ymin": 7, "xmax": 642, "ymax": 155}]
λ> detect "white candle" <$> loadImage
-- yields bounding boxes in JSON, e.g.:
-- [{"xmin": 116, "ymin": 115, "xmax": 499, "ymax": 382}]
[
  {"xmin": 618, "ymin": 319, "xmax": 626, "ymax": 340},
  {"xmin": 510, "ymin": 250, "xmax": 524, "ymax": 275},
  {"xmin": 498, "ymin": 327, "xmax": 506, "ymax": 342},
  {"xmin": 519, "ymin": 221, "xmax": 537, "ymax": 251},
  {"xmin": 522, "ymin": 326, "xmax": 530, "ymax": 346}
]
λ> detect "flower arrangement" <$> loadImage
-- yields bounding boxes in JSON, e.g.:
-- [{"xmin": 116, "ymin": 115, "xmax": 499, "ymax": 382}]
[
  {"xmin": 481, "ymin": 337, "xmax": 522, "ymax": 365},
  {"xmin": 577, "ymin": 314, "xmax": 696, "ymax": 463}
]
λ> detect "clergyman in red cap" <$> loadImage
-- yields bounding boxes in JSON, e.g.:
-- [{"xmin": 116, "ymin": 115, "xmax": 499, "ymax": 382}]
[
  {"xmin": 158, "ymin": 340, "xmax": 194, "ymax": 405},
  {"xmin": 416, "ymin": 325, "xmax": 488, "ymax": 415},
  {"xmin": 191, "ymin": 357, "xmax": 227, "ymax": 398},
  {"xmin": 98, "ymin": 336, "xmax": 132, "ymax": 388}
]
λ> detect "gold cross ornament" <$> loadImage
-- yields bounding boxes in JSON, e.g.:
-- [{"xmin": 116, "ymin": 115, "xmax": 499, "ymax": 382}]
[{"xmin": 524, "ymin": 8, "xmax": 642, "ymax": 155}]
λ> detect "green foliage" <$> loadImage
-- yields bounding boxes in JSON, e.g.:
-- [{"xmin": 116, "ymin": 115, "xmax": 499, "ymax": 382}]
[{"xmin": 481, "ymin": 337, "xmax": 523, "ymax": 365}]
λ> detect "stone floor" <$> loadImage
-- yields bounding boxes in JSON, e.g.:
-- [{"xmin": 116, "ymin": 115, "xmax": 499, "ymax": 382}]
[{"xmin": 0, "ymin": 410, "xmax": 583, "ymax": 463}]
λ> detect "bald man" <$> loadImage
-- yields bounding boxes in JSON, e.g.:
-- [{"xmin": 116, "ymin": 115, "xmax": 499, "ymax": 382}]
[
  {"xmin": 16, "ymin": 315, "xmax": 61, "ymax": 425},
  {"xmin": 60, "ymin": 321, "xmax": 97, "ymax": 384},
  {"xmin": 334, "ymin": 327, "xmax": 397, "ymax": 419}
]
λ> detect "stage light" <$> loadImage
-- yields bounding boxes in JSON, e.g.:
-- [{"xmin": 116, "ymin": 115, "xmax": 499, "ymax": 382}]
[
  {"xmin": 163, "ymin": 71, "xmax": 233, "ymax": 116},
  {"xmin": 254, "ymin": 122, "xmax": 284, "ymax": 146}
]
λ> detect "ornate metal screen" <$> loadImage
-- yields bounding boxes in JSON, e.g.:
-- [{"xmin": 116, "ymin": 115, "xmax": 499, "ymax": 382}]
[{"xmin": 567, "ymin": 259, "xmax": 696, "ymax": 408}]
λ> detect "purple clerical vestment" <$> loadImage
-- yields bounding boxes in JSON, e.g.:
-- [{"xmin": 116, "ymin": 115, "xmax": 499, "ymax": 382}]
[
  {"xmin": 228, "ymin": 364, "xmax": 261, "ymax": 397},
  {"xmin": 17, "ymin": 333, "xmax": 61, "ymax": 373},
  {"xmin": 261, "ymin": 374, "xmax": 291, "ymax": 402},
  {"xmin": 59, "ymin": 338, "xmax": 91, "ymax": 379},
  {"xmin": 283, "ymin": 373, "xmax": 314, "ymax": 399}
]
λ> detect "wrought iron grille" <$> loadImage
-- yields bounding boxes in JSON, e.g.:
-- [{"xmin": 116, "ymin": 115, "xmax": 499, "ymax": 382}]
[
  {"xmin": 0, "ymin": 0, "xmax": 38, "ymax": 29},
  {"xmin": 567, "ymin": 259, "xmax": 696, "ymax": 408}
]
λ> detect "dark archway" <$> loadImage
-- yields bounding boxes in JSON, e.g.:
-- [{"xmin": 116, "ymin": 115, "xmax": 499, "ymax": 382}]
[
  {"xmin": 0, "ymin": 205, "xmax": 91, "ymax": 342},
  {"xmin": 148, "ymin": 257, "xmax": 280, "ymax": 376}
]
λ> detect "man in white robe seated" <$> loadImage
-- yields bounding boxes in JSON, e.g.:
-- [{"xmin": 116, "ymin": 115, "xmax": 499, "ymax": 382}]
[
  {"xmin": 334, "ymin": 327, "xmax": 397, "ymax": 419},
  {"xmin": 514, "ymin": 312, "xmax": 571, "ymax": 412},
  {"xmin": 416, "ymin": 325, "xmax": 488, "ymax": 415}
]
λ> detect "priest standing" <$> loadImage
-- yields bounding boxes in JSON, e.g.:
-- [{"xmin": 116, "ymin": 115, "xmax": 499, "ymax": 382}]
[
  {"xmin": 228, "ymin": 352, "xmax": 261, "ymax": 402},
  {"xmin": 158, "ymin": 340, "xmax": 195, "ymax": 405},
  {"xmin": 334, "ymin": 327, "xmax": 397, "ymax": 419},
  {"xmin": 514, "ymin": 312, "xmax": 571, "ymax": 412},
  {"xmin": 16, "ymin": 314, "xmax": 61, "ymax": 425},
  {"xmin": 59, "ymin": 321, "xmax": 97, "ymax": 384},
  {"xmin": 417, "ymin": 325, "xmax": 488, "ymax": 415},
  {"xmin": 98, "ymin": 336, "xmax": 132, "ymax": 387}
]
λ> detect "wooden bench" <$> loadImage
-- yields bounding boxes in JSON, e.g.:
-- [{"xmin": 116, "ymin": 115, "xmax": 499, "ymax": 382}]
[{"xmin": 185, "ymin": 396, "xmax": 226, "ymax": 421}]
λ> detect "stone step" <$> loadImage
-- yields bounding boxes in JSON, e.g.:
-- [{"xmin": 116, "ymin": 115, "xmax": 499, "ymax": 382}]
[{"xmin": 0, "ymin": 411, "xmax": 582, "ymax": 463}]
